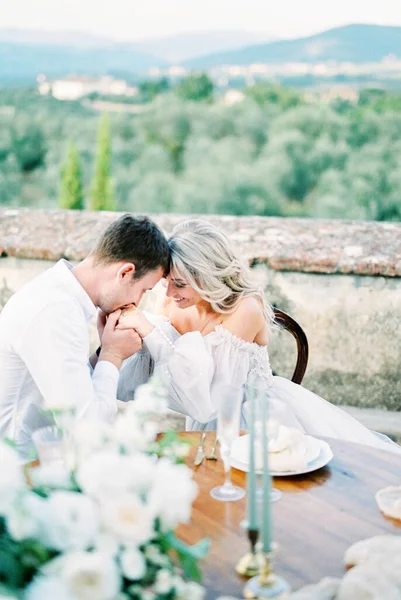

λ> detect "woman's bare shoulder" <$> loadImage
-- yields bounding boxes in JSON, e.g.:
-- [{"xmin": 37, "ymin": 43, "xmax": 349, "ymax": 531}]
[{"xmin": 222, "ymin": 297, "xmax": 265, "ymax": 342}]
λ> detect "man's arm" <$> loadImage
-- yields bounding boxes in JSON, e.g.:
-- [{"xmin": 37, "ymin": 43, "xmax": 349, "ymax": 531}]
[{"xmin": 17, "ymin": 302, "xmax": 141, "ymax": 422}]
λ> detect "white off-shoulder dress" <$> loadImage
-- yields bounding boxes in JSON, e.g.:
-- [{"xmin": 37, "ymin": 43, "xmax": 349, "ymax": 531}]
[{"xmin": 117, "ymin": 315, "xmax": 401, "ymax": 454}]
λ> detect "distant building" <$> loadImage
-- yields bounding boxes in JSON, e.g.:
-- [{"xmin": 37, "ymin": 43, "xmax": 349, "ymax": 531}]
[
  {"xmin": 304, "ymin": 86, "xmax": 359, "ymax": 104},
  {"xmin": 37, "ymin": 75, "xmax": 138, "ymax": 101},
  {"xmin": 222, "ymin": 89, "xmax": 246, "ymax": 105}
]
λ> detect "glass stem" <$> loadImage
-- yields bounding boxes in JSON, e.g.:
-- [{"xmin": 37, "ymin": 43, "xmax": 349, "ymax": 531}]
[{"xmin": 221, "ymin": 446, "xmax": 233, "ymax": 489}]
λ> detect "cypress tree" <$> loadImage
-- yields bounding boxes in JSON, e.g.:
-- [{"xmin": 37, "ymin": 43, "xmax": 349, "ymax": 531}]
[
  {"xmin": 90, "ymin": 114, "xmax": 115, "ymax": 211},
  {"xmin": 59, "ymin": 143, "xmax": 84, "ymax": 210}
]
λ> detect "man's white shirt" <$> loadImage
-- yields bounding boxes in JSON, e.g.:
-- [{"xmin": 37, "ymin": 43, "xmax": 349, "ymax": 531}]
[{"xmin": 0, "ymin": 259, "xmax": 118, "ymax": 459}]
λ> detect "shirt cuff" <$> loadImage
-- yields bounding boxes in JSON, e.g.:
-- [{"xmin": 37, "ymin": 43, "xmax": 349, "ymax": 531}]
[{"xmin": 95, "ymin": 359, "xmax": 120, "ymax": 382}]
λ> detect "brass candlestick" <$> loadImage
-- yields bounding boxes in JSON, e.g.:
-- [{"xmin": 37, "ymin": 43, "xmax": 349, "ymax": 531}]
[
  {"xmin": 243, "ymin": 551, "xmax": 291, "ymax": 599},
  {"xmin": 236, "ymin": 528, "xmax": 264, "ymax": 577}
]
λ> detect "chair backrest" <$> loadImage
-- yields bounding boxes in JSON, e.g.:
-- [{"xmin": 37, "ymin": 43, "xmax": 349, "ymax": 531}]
[{"xmin": 272, "ymin": 307, "xmax": 309, "ymax": 385}]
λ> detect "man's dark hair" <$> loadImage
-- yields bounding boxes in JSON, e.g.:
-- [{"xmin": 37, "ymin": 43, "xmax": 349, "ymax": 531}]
[{"xmin": 92, "ymin": 214, "xmax": 170, "ymax": 279}]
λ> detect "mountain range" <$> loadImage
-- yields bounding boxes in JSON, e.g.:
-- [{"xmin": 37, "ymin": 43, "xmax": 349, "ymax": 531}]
[
  {"xmin": 0, "ymin": 24, "xmax": 400, "ymax": 85},
  {"xmin": 184, "ymin": 24, "xmax": 401, "ymax": 68}
]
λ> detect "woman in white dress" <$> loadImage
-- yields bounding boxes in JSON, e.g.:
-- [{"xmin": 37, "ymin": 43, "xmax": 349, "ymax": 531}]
[{"xmin": 117, "ymin": 219, "xmax": 400, "ymax": 454}]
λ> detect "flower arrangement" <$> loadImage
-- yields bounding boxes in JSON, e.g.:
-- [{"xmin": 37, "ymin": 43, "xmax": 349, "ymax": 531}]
[{"xmin": 0, "ymin": 382, "xmax": 209, "ymax": 600}]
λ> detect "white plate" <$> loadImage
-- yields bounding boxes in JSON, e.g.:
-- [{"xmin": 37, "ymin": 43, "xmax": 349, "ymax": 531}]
[{"xmin": 230, "ymin": 435, "xmax": 333, "ymax": 477}]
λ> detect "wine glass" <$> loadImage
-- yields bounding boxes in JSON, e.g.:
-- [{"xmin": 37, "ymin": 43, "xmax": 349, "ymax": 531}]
[{"xmin": 210, "ymin": 384, "xmax": 246, "ymax": 502}]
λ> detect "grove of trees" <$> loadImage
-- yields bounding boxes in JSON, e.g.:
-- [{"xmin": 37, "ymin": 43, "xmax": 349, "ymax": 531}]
[{"xmin": 0, "ymin": 78, "xmax": 400, "ymax": 221}]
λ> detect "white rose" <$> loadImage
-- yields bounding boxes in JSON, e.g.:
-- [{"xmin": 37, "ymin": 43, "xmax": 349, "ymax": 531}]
[
  {"xmin": 62, "ymin": 552, "xmax": 121, "ymax": 600},
  {"xmin": 42, "ymin": 491, "xmax": 99, "ymax": 551},
  {"xmin": 120, "ymin": 546, "xmax": 146, "ymax": 581},
  {"xmin": 0, "ymin": 441, "xmax": 25, "ymax": 515},
  {"xmin": 77, "ymin": 451, "xmax": 156, "ymax": 499},
  {"xmin": 94, "ymin": 533, "xmax": 120, "ymax": 557},
  {"xmin": 148, "ymin": 459, "xmax": 198, "ymax": 530},
  {"xmin": 6, "ymin": 492, "xmax": 46, "ymax": 541},
  {"xmin": 25, "ymin": 575, "xmax": 74, "ymax": 600},
  {"xmin": 101, "ymin": 493, "xmax": 154, "ymax": 545}
]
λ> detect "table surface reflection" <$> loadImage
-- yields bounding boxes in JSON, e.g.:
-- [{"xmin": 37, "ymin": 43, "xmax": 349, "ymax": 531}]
[{"xmin": 177, "ymin": 431, "xmax": 401, "ymax": 599}]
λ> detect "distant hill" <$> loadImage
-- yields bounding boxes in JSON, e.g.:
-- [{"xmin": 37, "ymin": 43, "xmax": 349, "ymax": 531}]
[
  {"xmin": 0, "ymin": 41, "xmax": 164, "ymax": 84},
  {"xmin": 0, "ymin": 28, "xmax": 112, "ymax": 47},
  {"xmin": 184, "ymin": 24, "xmax": 401, "ymax": 68},
  {"xmin": 135, "ymin": 30, "xmax": 274, "ymax": 62}
]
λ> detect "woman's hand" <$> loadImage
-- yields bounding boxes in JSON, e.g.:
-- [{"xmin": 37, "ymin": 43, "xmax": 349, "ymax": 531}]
[{"xmin": 116, "ymin": 305, "xmax": 154, "ymax": 338}]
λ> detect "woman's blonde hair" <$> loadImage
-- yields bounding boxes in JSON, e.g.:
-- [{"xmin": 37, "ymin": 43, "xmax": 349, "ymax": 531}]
[{"xmin": 168, "ymin": 219, "xmax": 273, "ymax": 323}]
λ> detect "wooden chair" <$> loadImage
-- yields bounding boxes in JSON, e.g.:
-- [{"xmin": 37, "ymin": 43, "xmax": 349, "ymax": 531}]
[{"xmin": 272, "ymin": 307, "xmax": 309, "ymax": 385}]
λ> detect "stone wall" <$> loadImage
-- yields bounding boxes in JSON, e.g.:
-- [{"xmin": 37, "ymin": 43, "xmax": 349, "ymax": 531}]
[{"xmin": 1, "ymin": 208, "xmax": 400, "ymax": 412}]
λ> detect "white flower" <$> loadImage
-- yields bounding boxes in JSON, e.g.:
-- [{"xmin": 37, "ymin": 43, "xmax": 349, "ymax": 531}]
[
  {"xmin": 154, "ymin": 569, "xmax": 173, "ymax": 595},
  {"xmin": 120, "ymin": 546, "xmax": 146, "ymax": 580},
  {"xmin": 76, "ymin": 451, "xmax": 130, "ymax": 499},
  {"xmin": 62, "ymin": 552, "xmax": 121, "ymax": 600},
  {"xmin": 73, "ymin": 421, "xmax": 115, "ymax": 458},
  {"xmin": 30, "ymin": 462, "xmax": 72, "ymax": 490},
  {"xmin": 6, "ymin": 492, "xmax": 46, "ymax": 541},
  {"xmin": 144, "ymin": 544, "xmax": 168, "ymax": 567},
  {"xmin": 132, "ymin": 383, "xmax": 168, "ymax": 417},
  {"xmin": 148, "ymin": 459, "xmax": 198, "ymax": 530},
  {"xmin": 42, "ymin": 491, "xmax": 99, "ymax": 551},
  {"xmin": 101, "ymin": 493, "xmax": 154, "ymax": 545},
  {"xmin": 77, "ymin": 451, "xmax": 156, "ymax": 499},
  {"xmin": 94, "ymin": 533, "xmax": 120, "ymax": 558},
  {"xmin": 180, "ymin": 581, "xmax": 205, "ymax": 600},
  {"xmin": 0, "ymin": 441, "xmax": 25, "ymax": 515},
  {"xmin": 112, "ymin": 413, "xmax": 158, "ymax": 453},
  {"xmin": 25, "ymin": 575, "xmax": 74, "ymax": 600}
]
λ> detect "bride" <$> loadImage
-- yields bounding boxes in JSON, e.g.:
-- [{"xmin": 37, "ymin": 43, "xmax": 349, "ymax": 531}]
[{"xmin": 117, "ymin": 219, "xmax": 400, "ymax": 454}]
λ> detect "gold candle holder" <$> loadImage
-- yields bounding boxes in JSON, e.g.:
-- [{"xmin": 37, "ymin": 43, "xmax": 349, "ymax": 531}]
[
  {"xmin": 236, "ymin": 528, "xmax": 264, "ymax": 577},
  {"xmin": 243, "ymin": 551, "xmax": 291, "ymax": 599}
]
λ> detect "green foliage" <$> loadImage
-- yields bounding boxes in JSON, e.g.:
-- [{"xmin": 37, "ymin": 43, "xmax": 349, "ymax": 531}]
[
  {"xmin": 90, "ymin": 113, "xmax": 115, "ymax": 211},
  {"xmin": 176, "ymin": 73, "xmax": 214, "ymax": 102},
  {"xmin": 139, "ymin": 77, "xmax": 170, "ymax": 102},
  {"xmin": 0, "ymin": 517, "xmax": 56, "ymax": 590},
  {"xmin": 1, "ymin": 85, "xmax": 401, "ymax": 221},
  {"xmin": 245, "ymin": 82, "xmax": 303, "ymax": 109},
  {"xmin": 358, "ymin": 88, "xmax": 401, "ymax": 113},
  {"xmin": 12, "ymin": 124, "xmax": 46, "ymax": 172},
  {"xmin": 59, "ymin": 142, "xmax": 84, "ymax": 209}
]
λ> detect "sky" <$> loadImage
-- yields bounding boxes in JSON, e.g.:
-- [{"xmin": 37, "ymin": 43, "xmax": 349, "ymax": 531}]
[{"xmin": 0, "ymin": 0, "xmax": 400, "ymax": 41}]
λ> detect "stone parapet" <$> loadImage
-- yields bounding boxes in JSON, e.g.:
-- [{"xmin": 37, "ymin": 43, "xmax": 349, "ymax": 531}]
[{"xmin": 1, "ymin": 208, "xmax": 401, "ymax": 277}]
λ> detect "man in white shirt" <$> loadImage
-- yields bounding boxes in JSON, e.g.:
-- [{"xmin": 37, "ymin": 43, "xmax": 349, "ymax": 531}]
[{"xmin": 0, "ymin": 214, "xmax": 170, "ymax": 459}]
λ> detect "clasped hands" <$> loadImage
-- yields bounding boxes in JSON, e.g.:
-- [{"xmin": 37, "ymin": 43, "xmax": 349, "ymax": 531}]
[
  {"xmin": 116, "ymin": 304, "xmax": 154, "ymax": 338},
  {"xmin": 95, "ymin": 305, "xmax": 153, "ymax": 370}
]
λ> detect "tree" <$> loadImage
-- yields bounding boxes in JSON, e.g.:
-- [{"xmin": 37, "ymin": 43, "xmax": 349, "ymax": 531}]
[
  {"xmin": 90, "ymin": 114, "xmax": 115, "ymax": 211},
  {"xmin": 59, "ymin": 143, "xmax": 84, "ymax": 210},
  {"xmin": 12, "ymin": 124, "xmax": 47, "ymax": 172},
  {"xmin": 176, "ymin": 73, "xmax": 214, "ymax": 102},
  {"xmin": 245, "ymin": 82, "xmax": 303, "ymax": 109}
]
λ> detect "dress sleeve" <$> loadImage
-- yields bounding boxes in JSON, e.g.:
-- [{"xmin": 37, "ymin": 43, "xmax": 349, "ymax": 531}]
[{"xmin": 143, "ymin": 326, "xmax": 215, "ymax": 424}]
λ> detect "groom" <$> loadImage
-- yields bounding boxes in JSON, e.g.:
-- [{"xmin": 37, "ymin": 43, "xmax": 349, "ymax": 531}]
[{"xmin": 0, "ymin": 213, "xmax": 170, "ymax": 458}]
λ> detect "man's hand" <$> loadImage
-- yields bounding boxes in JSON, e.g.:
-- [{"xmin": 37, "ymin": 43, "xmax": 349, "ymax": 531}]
[
  {"xmin": 97, "ymin": 309, "xmax": 108, "ymax": 341},
  {"xmin": 116, "ymin": 306, "xmax": 154, "ymax": 338},
  {"xmin": 99, "ymin": 309, "xmax": 142, "ymax": 370}
]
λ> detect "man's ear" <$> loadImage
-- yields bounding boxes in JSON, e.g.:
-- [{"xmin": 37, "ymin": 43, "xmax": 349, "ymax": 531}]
[{"xmin": 117, "ymin": 262, "xmax": 136, "ymax": 282}]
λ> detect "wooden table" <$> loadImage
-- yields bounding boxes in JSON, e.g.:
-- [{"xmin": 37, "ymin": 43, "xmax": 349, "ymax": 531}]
[{"xmin": 176, "ymin": 432, "xmax": 401, "ymax": 599}]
